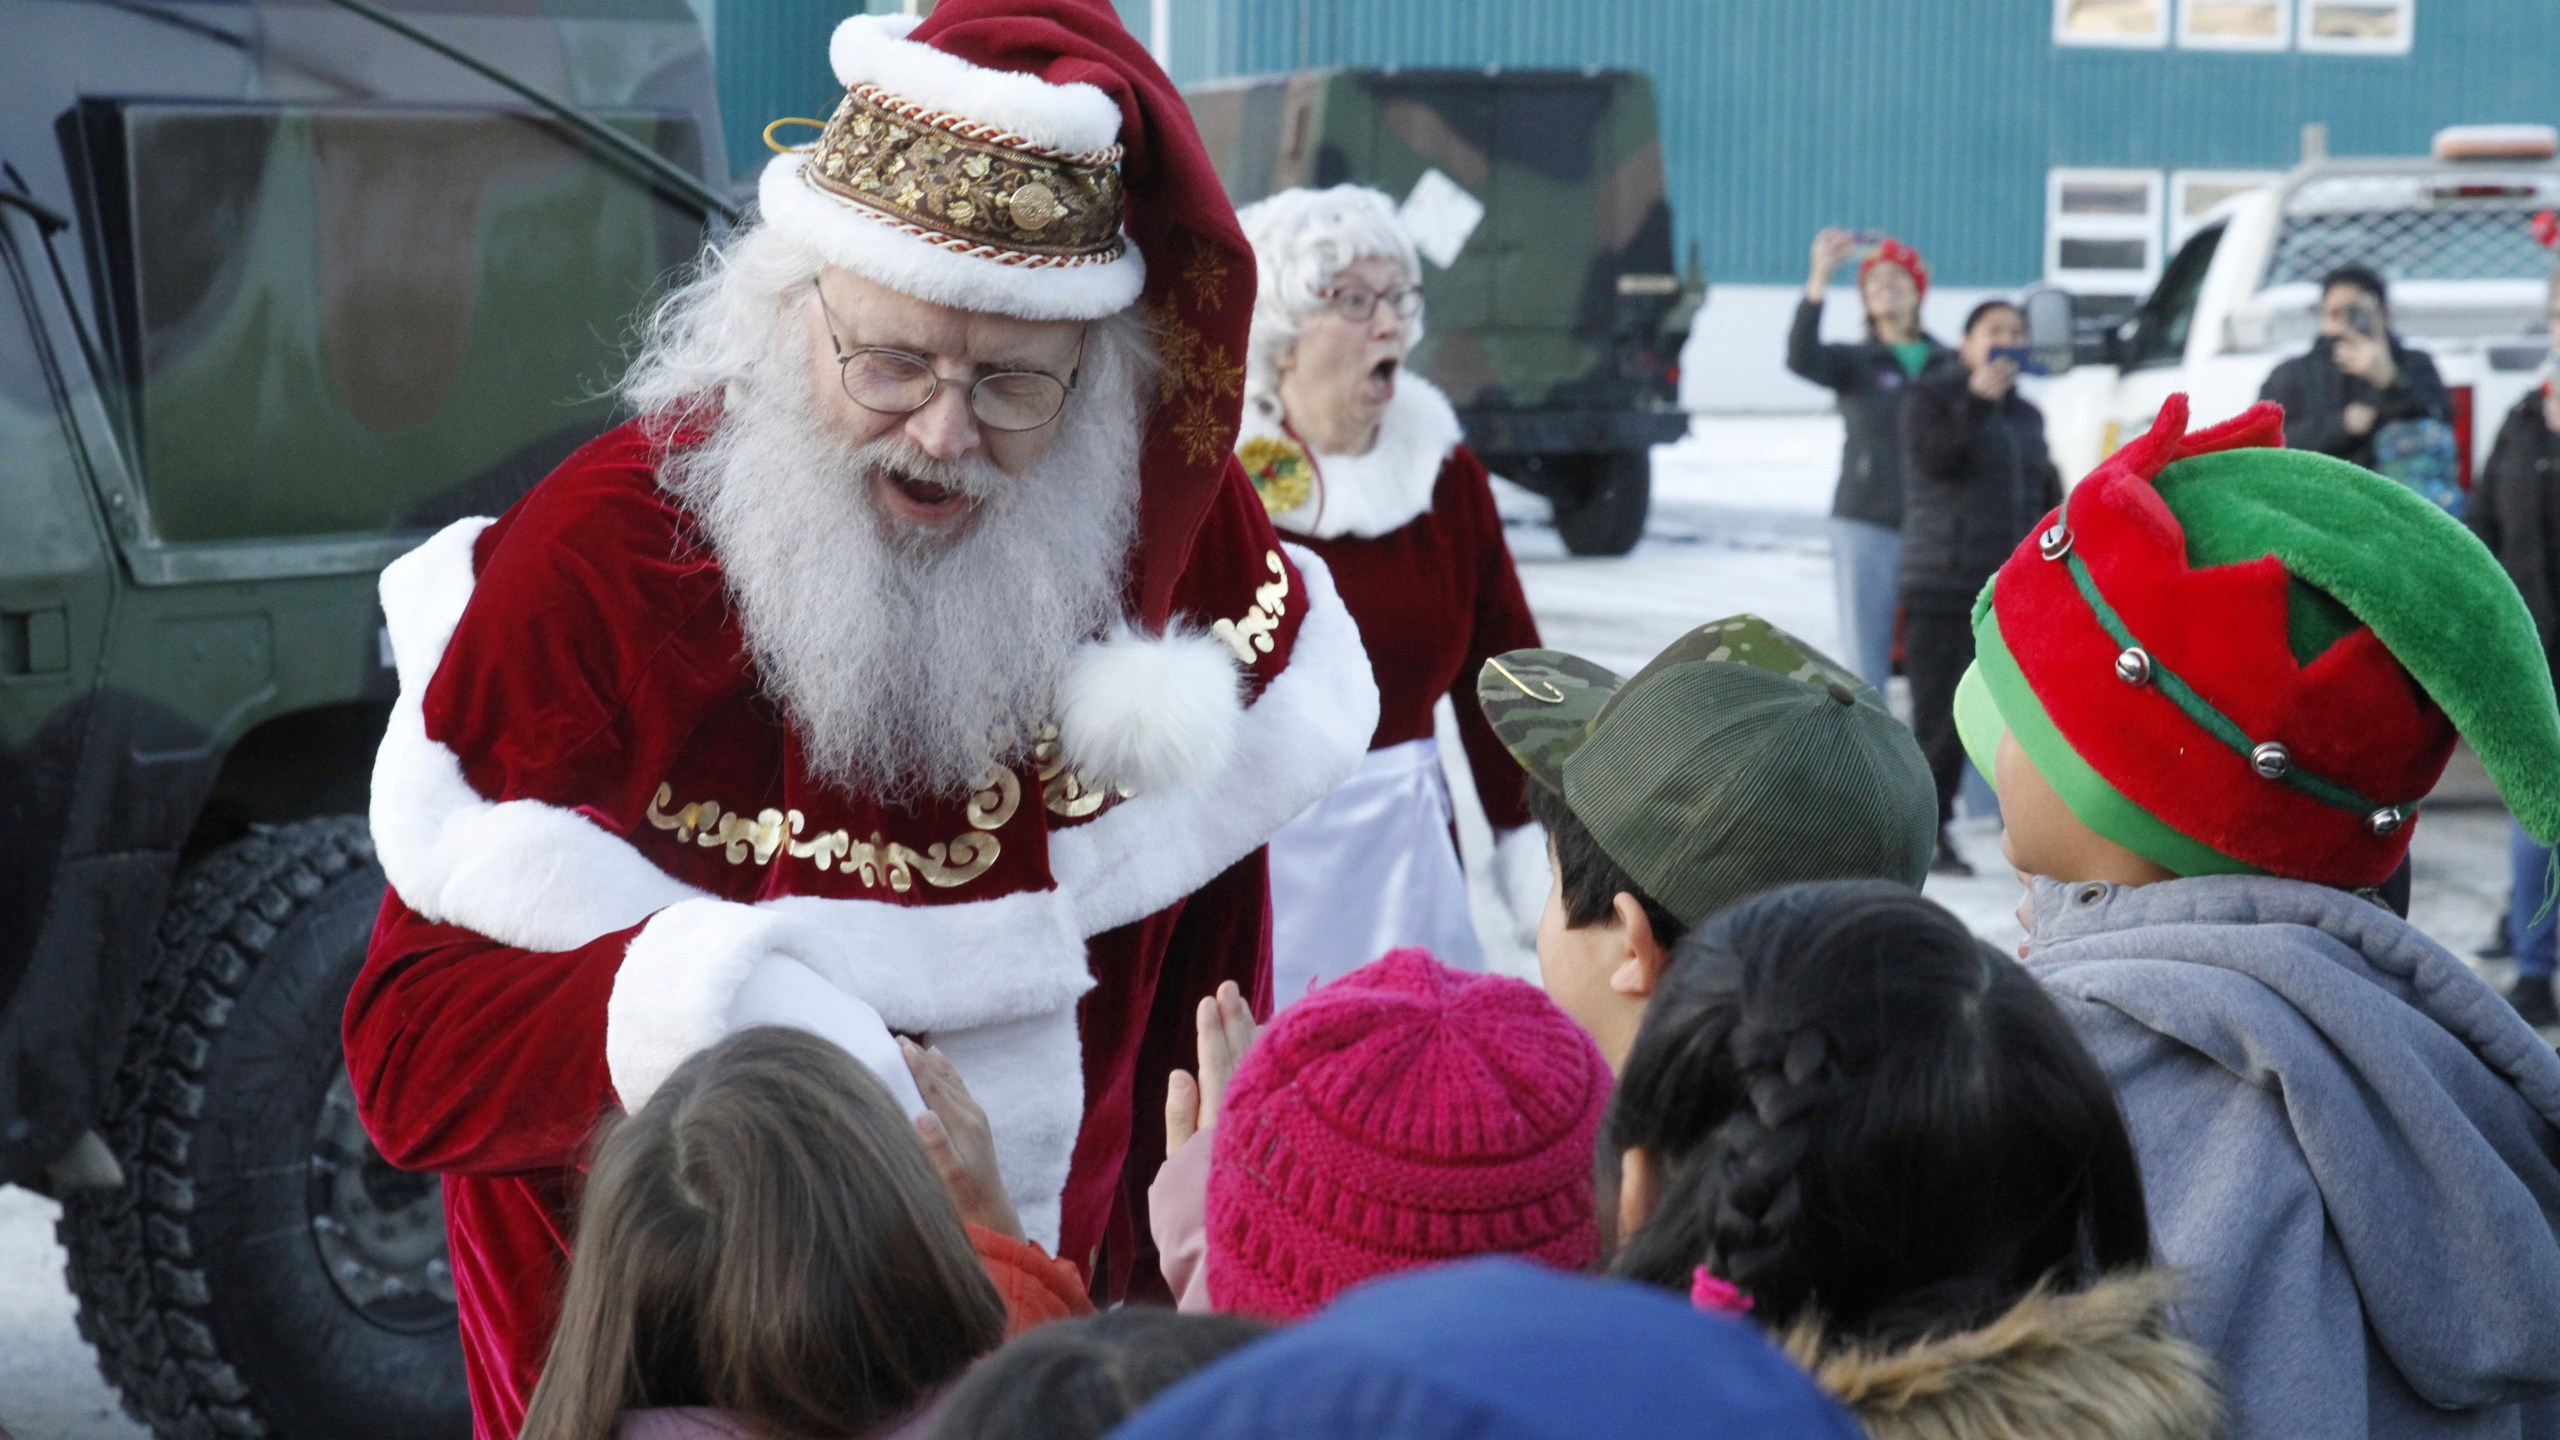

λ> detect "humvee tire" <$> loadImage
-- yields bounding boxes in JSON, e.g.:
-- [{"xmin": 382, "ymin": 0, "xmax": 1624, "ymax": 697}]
[
  {"xmin": 1552, "ymin": 451, "xmax": 1652, "ymax": 557},
  {"xmin": 60, "ymin": 818, "xmax": 467, "ymax": 1440}
]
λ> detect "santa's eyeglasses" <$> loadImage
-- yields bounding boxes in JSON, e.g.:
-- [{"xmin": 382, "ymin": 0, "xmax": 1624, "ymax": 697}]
[
  {"xmin": 812, "ymin": 279, "xmax": 1082, "ymax": 432},
  {"xmin": 1316, "ymin": 284, "xmax": 1424, "ymax": 323}
]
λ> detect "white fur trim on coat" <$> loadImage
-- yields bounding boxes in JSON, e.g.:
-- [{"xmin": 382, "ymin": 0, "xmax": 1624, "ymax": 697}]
[
  {"xmin": 371, "ymin": 519, "xmax": 707, "ymax": 954},
  {"xmin": 1242, "ymin": 371, "xmax": 1461, "ymax": 540},
  {"xmin": 1051, "ymin": 544, "xmax": 1379, "ymax": 935},
  {"xmin": 607, "ymin": 892, "xmax": 1092, "ymax": 1246},
  {"xmin": 1056, "ymin": 626, "xmax": 1242, "ymax": 797},
  {"xmin": 828, "ymin": 14, "xmax": 1122, "ymax": 155}
]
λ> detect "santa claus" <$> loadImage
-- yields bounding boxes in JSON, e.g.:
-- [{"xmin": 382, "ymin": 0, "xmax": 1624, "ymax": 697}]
[{"xmin": 341, "ymin": 3, "xmax": 1375, "ymax": 1433}]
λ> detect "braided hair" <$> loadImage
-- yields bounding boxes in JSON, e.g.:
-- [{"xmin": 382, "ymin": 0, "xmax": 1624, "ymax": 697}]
[{"xmin": 1606, "ymin": 879, "xmax": 2151, "ymax": 1346}]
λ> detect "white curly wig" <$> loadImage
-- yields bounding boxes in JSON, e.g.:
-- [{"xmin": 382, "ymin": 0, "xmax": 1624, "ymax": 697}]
[{"xmin": 1235, "ymin": 185, "xmax": 1423, "ymax": 424}]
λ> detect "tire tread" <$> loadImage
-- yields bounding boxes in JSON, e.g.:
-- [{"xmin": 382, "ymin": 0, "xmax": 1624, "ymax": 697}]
[{"xmin": 59, "ymin": 818, "xmax": 376, "ymax": 1440}]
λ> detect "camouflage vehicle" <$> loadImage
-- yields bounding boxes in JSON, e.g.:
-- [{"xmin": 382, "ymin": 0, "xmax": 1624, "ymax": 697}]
[
  {"xmin": 0, "ymin": 0, "xmax": 725, "ymax": 1433},
  {"xmin": 1184, "ymin": 67, "xmax": 1703, "ymax": 556}
]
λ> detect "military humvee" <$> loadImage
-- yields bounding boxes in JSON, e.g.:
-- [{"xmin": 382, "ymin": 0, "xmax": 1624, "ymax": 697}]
[
  {"xmin": 0, "ymin": 0, "xmax": 724, "ymax": 1433},
  {"xmin": 1183, "ymin": 67, "xmax": 1702, "ymax": 556}
]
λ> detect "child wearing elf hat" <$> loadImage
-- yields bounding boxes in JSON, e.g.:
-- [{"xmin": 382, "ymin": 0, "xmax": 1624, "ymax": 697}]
[{"xmin": 1958, "ymin": 394, "xmax": 2560, "ymax": 1438}]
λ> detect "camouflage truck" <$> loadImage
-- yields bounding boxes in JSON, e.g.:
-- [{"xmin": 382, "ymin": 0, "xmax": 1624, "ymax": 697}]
[
  {"xmin": 0, "ymin": 0, "xmax": 725, "ymax": 1433},
  {"xmin": 1184, "ymin": 67, "xmax": 1703, "ymax": 556}
]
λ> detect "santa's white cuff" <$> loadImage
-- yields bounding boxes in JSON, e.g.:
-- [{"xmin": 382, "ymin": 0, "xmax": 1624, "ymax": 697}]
[{"xmin": 605, "ymin": 898, "xmax": 781, "ymax": 1112}]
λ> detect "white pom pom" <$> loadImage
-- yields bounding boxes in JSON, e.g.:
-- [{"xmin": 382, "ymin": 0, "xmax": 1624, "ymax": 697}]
[{"xmin": 1056, "ymin": 627, "xmax": 1244, "ymax": 798}]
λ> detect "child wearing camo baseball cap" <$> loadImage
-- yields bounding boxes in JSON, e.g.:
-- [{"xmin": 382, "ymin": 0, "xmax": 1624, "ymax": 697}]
[
  {"xmin": 1474, "ymin": 615, "xmax": 1938, "ymax": 1069},
  {"xmin": 1955, "ymin": 395, "xmax": 2560, "ymax": 1437}
]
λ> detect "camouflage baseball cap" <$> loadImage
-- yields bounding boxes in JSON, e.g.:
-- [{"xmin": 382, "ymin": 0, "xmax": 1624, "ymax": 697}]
[{"xmin": 1477, "ymin": 615, "xmax": 1938, "ymax": 928}]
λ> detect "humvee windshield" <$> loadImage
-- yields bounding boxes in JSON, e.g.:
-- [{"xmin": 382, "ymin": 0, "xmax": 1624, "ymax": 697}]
[{"xmin": 65, "ymin": 98, "xmax": 703, "ymax": 544}]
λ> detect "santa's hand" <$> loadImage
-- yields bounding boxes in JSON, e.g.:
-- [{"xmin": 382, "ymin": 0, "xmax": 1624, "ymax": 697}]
[
  {"xmin": 1494, "ymin": 823, "xmax": 1551, "ymax": 953},
  {"xmin": 904, "ymin": 1037, "xmax": 1023, "ymax": 1241},
  {"xmin": 723, "ymin": 952, "xmax": 926, "ymax": 1117}
]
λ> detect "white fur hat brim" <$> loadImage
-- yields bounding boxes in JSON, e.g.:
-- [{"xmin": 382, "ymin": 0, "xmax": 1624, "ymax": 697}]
[
  {"xmin": 759, "ymin": 155, "xmax": 1145, "ymax": 321},
  {"xmin": 831, "ymin": 15, "xmax": 1121, "ymax": 154},
  {"xmin": 758, "ymin": 14, "xmax": 1146, "ymax": 322}
]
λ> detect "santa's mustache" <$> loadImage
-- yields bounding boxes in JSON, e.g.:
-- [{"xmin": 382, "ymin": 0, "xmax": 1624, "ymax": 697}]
[{"xmin": 846, "ymin": 435, "xmax": 1013, "ymax": 510}]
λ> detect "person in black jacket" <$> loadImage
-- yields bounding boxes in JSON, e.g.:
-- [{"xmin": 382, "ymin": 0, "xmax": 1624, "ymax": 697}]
[
  {"xmin": 1789, "ymin": 228, "xmax": 1957, "ymax": 689},
  {"xmin": 2468, "ymin": 285, "xmax": 2560, "ymax": 1024},
  {"xmin": 1898, "ymin": 300, "xmax": 2063, "ymax": 875},
  {"xmin": 2257, "ymin": 265, "xmax": 2450, "ymax": 471}
]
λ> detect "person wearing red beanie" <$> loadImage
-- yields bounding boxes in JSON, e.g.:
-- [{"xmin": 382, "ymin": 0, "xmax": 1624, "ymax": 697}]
[{"xmin": 1147, "ymin": 950, "xmax": 1612, "ymax": 1320}]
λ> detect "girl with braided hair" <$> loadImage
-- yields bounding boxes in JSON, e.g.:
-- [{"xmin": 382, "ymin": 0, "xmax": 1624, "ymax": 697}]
[{"xmin": 1606, "ymin": 880, "xmax": 2220, "ymax": 1440}]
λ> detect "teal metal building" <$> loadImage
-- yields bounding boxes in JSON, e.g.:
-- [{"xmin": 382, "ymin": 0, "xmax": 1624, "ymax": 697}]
[{"xmin": 712, "ymin": 0, "xmax": 2556, "ymax": 294}]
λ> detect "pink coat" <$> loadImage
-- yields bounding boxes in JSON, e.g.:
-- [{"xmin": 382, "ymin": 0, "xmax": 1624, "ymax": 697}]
[{"xmin": 1147, "ymin": 1130, "xmax": 1215, "ymax": 1313}]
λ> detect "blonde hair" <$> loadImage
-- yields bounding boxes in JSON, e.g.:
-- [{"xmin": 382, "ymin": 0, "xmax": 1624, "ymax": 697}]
[{"xmin": 519, "ymin": 1028, "xmax": 1005, "ymax": 1440}]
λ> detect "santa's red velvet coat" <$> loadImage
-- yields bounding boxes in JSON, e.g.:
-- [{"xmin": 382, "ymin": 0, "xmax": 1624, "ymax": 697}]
[{"xmin": 344, "ymin": 424, "xmax": 1372, "ymax": 1436}]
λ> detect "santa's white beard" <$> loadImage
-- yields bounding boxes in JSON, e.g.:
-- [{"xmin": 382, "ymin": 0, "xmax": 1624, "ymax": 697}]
[{"xmin": 661, "ymin": 358, "xmax": 1142, "ymax": 806}]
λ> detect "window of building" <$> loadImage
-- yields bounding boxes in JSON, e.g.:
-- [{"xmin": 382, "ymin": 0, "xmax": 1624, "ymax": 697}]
[
  {"xmin": 2047, "ymin": 168, "xmax": 2165, "ymax": 296},
  {"xmin": 2298, "ymin": 0, "xmax": 2412, "ymax": 54},
  {"xmin": 2055, "ymin": 0, "xmax": 2168, "ymax": 47},
  {"xmin": 2170, "ymin": 169, "xmax": 2279, "ymax": 245},
  {"xmin": 2179, "ymin": 0, "xmax": 2288, "ymax": 49}
]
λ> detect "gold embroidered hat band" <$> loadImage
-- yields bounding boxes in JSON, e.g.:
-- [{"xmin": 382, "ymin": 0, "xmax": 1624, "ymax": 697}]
[
  {"xmin": 755, "ymin": 13, "xmax": 1147, "ymax": 322},
  {"xmin": 774, "ymin": 83, "xmax": 1127, "ymax": 269}
]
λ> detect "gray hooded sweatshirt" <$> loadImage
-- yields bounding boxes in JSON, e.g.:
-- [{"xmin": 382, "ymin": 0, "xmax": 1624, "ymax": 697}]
[{"xmin": 2025, "ymin": 874, "xmax": 2560, "ymax": 1440}]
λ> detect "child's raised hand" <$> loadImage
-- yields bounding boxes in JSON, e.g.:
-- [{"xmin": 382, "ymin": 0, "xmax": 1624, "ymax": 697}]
[
  {"xmin": 1164, "ymin": 981, "xmax": 1259, "ymax": 1158},
  {"xmin": 902, "ymin": 1036, "xmax": 1024, "ymax": 1242}
]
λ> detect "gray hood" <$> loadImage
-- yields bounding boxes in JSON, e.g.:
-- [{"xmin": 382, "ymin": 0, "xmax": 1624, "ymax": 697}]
[{"xmin": 2026, "ymin": 874, "xmax": 2560, "ymax": 1415}]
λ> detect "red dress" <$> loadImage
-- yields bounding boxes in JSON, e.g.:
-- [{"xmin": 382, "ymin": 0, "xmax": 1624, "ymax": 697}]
[
  {"xmin": 1239, "ymin": 375, "xmax": 1541, "ymax": 994},
  {"xmin": 1288, "ymin": 447, "xmax": 1542, "ymax": 833},
  {"xmin": 344, "ymin": 422, "xmax": 1373, "ymax": 1437}
]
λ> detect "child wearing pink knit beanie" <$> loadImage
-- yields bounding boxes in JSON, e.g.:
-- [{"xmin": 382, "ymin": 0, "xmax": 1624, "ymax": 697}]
[{"xmin": 1148, "ymin": 948, "xmax": 1613, "ymax": 1320}]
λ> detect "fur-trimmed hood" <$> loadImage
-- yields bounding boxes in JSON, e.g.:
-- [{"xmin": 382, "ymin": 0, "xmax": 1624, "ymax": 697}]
[{"xmin": 1784, "ymin": 1272, "xmax": 2221, "ymax": 1440}]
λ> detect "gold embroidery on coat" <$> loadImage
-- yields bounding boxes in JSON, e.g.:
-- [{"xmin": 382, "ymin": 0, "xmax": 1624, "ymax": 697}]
[
  {"xmin": 645, "ymin": 765, "xmax": 1019, "ymax": 890},
  {"xmin": 1030, "ymin": 725, "xmax": 1132, "ymax": 819},
  {"xmin": 1210, "ymin": 550, "xmax": 1292, "ymax": 663}
]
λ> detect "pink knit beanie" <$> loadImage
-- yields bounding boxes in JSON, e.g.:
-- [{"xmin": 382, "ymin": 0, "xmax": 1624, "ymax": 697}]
[{"xmin": 1203, "ymin": 949, "xmax": 1613, "ymax": 1320}]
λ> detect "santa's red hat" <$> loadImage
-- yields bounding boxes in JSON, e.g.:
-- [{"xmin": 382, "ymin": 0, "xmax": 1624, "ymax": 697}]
[{"xmin": 757, "ymin": 0, "xmax": 1257, "ymax": 628}]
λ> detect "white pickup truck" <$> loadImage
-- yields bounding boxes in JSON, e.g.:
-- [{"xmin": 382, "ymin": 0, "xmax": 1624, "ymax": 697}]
[{"xmin": 2032, "ymin": 127, "xmax": 2560, "ymax": 490}]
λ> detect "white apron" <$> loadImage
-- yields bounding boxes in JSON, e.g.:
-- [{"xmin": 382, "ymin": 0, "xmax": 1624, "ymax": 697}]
[{"xmin": 1266, "ymin": 737, "xmax": 1486, "ymax": 1007}]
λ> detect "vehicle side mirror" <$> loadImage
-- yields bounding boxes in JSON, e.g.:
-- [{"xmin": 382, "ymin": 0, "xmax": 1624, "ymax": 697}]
[{"xmin": 2021, "ymin": 285, "xmax": 2077, "ymax": 376}]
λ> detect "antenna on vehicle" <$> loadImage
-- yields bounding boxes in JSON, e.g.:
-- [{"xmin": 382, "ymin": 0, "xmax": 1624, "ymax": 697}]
[{"xmin": 2301, "ymin": 122, "xmax": 2329, "ymax": 164}]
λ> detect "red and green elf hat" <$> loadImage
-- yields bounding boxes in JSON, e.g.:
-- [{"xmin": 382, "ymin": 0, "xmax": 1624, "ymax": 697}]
[{"xmin": 1954, "ymin": 394, "xmax": 2560, "ymax": 888}]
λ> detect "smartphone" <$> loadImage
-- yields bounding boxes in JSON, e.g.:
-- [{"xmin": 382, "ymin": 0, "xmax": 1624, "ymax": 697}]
[
  {"xmin": 1987, "ymin": 344, "xmax": 2049, "ymax": 377},
  {"xmin": 2343, "ymin": 301, "xmax": 2384, "ymax": 342}
]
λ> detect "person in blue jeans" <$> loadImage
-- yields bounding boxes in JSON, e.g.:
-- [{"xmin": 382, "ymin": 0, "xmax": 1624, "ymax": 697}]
[
  {"xmin": 2468, "ymin": 279, "xmax": 2560, "ymax": 1024},
  {"xmin": 1788, "ymin": 228, "xmax": 1956, "ymax": 691}
]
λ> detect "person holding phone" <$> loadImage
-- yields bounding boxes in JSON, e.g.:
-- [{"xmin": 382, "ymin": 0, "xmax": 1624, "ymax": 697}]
[
  {"xmin": 2258, "ymin": 265, "xmax": 2449, "ymax": 471},
  {"xmin": 2465, "ymin": 266, "xmax": 2560, "ymax": 1026},
  {"xmin": 1896, "ymin": 300, "xmax": 2062, "ymax": 875},
  {"xmin": 1789, "ymin": 228, "xmax": 1957, "ymax": 690}
]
